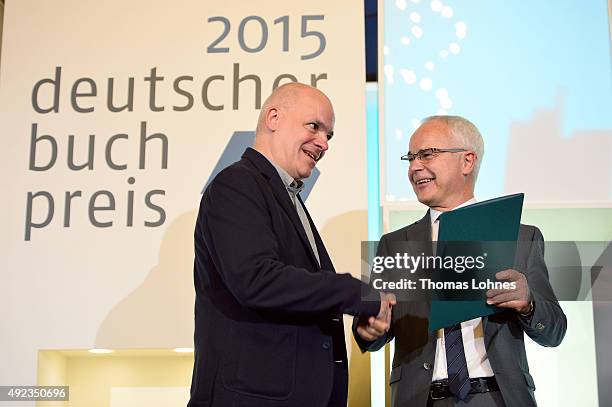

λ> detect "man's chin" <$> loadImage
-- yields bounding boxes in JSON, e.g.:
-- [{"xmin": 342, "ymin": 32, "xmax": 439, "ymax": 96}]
[
  {"xmin": 297, "ymin": 167, "xmax": 314, "ymax": 180},
  {"xmin": 414, "ymin": 192, "xmax": 432, "ymax": 206},
  {"xmin": 298, "ymin": 172, "xmax": 312, "ymax": 180}
]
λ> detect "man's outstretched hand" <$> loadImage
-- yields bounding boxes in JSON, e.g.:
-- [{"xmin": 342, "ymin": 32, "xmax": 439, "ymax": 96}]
[{"xmin": 356, "ymin": 292, "xmax": 396, "ymax": 341}]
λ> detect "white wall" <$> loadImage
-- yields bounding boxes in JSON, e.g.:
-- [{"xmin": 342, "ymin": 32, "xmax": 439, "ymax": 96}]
[{"xmin": 0, "ymin": 0, "xmax": 368, "ymax": 393}]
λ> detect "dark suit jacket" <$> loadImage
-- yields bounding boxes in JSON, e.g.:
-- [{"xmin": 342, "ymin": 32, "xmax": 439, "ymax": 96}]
[
  {"xmin": 188, "ymin": 148, "xmax": 380, "ymax": 407},
  {"xmin": 354, "ymin": 213, "xmax": 567, "ymax": 407}
]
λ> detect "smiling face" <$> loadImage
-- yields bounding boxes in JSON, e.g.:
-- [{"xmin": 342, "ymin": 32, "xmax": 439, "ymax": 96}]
[
  {"xmin": 408, "ymin": 119, "xmax": 475, "ymax": 211},
  {"xmin": 259, "ymin": 85, "xmax": 335, "ymax": 180}
]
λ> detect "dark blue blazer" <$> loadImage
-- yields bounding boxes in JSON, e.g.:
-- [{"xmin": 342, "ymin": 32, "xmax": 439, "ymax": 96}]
[{"xmin": 188, "ymin": 148, "xmax": 380, "ymax": 407}]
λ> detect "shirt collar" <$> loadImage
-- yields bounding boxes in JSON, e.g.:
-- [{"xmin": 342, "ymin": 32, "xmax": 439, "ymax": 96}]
[
  {"xmin": 430, "ymin": 197, "xmax": 477, "ymax": 225},
  {"xmin": 264, "ymin": 155, "xmax": 304, "ymax": 193}
]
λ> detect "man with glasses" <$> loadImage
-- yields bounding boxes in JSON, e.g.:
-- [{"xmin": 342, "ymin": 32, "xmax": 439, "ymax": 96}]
[{"xmin": 353, "ymin": 115, "xmax": 566, "ymax": 406}]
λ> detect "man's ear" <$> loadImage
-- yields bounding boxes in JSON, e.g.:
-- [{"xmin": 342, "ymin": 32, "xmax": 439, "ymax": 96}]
[
  {"xmin": 462, "ymin": 151, "xmax": 477, "ymax": 176},
  {"xmin": 266, "ymin": 107, "xmax": 280, "ymax": 131}
]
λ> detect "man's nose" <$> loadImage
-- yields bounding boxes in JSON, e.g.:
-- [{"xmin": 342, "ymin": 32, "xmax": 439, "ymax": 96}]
[
  {"xmin": 408, "ymin": 159, "xmax": 423, "ymax": 179},
  {"xmin": 314, "ymin": 134, "xmax": 329, "ymax": 151}
]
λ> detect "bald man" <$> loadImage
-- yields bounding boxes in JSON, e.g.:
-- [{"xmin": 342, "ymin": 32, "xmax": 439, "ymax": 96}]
[{"xmin": 188, "ymin": 83, "xmax": 393, "ymax": 407}]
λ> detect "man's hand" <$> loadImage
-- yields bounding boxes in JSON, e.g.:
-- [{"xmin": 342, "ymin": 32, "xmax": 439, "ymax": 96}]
[
  {"xmin": 356, "ymin": 293, "xmax": 396, "ymax": 341},
  {"xmin": 486, "ymin": 269, "xmax": 532, "ymax": 314}
]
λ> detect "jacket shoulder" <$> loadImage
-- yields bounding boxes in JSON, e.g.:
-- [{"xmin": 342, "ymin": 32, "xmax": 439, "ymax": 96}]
[
  {"xmin": 518, "ymin": 223, "xmax": 543, "ymax": 241},
  {"xmin": 204, "ymin": 158, "xmax": 263, "ymax": 194},
  {"xmin": 380, "ymin": 219, "xmax": 425, "ymax": 242}
]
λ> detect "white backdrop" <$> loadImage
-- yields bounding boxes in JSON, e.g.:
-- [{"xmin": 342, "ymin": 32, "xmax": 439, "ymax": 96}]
[{"xmin": 0, "ymin": 0, "xmax": 368, "ymax": 391}]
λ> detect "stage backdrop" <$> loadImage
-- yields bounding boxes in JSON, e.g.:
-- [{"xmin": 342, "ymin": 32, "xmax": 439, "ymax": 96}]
[
  {"xmin": 0, "ymin": 0, "xmax": 368, "ymax": 392},
  {"xmin": 379, "ymin": 1, "xmax": 612, "ymax": 406}
]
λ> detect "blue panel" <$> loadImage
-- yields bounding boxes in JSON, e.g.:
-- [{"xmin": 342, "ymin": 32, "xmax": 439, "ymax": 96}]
[
  {"xmin": 367, "ymin": 84, "xmax": 382, "ymax": 240},
  {"xmin": 383, "ymin": 0, "xmax": 612, "ymax": 202}
]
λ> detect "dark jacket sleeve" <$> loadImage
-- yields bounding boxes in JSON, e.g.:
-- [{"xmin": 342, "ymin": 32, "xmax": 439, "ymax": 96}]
[
  {"xmin": 352, "ymin": 234, "xmax": 395, "ymax": 352},
  {"xmin": 198, "ymin": 167, "xmax": 380, "ymax": 318},
  {"xmin": 516, "ymin": 226, "xmax": 567, "ymax": 347}
]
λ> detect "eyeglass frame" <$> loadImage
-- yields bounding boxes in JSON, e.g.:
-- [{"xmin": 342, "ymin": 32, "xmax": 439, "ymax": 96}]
[{"xmin": 400, "ymin": 147, "xmax": 469, "ymax": 162}]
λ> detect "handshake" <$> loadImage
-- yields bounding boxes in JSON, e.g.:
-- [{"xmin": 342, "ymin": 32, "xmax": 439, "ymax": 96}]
[{"xmin": 356, "ymin": 292, "xmax": 397, "ymax": 341}]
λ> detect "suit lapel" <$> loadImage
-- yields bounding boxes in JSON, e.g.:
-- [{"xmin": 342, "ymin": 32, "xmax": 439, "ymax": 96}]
[
  {"xmin": 410, "ymin": 212, "xmax": 439, "ymax": 341},
  {"xmin": 399, "ymin": 213, "xmax": 440, "ymax": 354},
  {"xmin": 297, "ymin": 194, "xmax": 332, "ymax": 271},
  {"xmin": 483, "ymin": 313, "xmax": 504, "ymax": 348},
  {"xmin": 243, "ymin": 148, "xmax": 321, "ymax": 270},
  {"xmin": 406, "ymin": 212, "xmax": 434, "ymax": 257},
  {"xmin": 482, "ymin": 315, "xmax": 489, "ymax": 333}
]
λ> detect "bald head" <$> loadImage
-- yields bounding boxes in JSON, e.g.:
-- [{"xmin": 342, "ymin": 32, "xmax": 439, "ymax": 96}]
[
  {"xmin": 420, "ymin": 115, "xmax": 484, "ymax": 179},
  {"xmin": 255, "ymin": 83, "xmax": 332, "ymax": 135},
  {"xmin": 253, "ymin": 82, "xmax": 335, "ymax": 180}
]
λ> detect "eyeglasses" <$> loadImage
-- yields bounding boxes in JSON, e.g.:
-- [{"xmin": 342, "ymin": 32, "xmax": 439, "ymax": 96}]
[{"xmin": 400, "ymin": 148, "xmax": 467, "ymax": 162}]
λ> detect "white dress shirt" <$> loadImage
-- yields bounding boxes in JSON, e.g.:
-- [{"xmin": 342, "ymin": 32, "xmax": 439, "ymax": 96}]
[{"xmin": 430, "ymin": 198, "xmax": 495, "ymax": 381}]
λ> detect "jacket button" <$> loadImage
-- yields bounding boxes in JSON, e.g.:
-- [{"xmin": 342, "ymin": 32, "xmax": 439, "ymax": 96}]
[
  {"xmin": 322, "ymin": 342, "xmax": 331, "ymax": 350},
  {"xmin": 423, "ymin": 362, "xmax": 432, "ymax": 370},
  {"xmin": 535, "ymin": 322, "xmax": 545, "ymax": 331}
]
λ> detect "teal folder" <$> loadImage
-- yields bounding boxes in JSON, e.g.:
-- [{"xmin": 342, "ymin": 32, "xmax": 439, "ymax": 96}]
[{"xmin": 428, "ymin": 193, "xmax": 524, "ymax": 331}]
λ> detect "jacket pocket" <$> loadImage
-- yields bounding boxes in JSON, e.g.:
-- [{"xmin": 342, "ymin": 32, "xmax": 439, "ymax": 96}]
[
  {"xmin": 222, "ymin": 324, "xmax": 297, "ymax": 400},
  {"xmin": 523, "ymin": 371, "xmax": 536, "ymax": 391}
]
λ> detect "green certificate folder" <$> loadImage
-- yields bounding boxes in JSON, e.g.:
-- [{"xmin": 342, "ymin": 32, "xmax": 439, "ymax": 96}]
[{"xmin": 428, "ymin": 193, "xmax": 524, "ymax": 331}]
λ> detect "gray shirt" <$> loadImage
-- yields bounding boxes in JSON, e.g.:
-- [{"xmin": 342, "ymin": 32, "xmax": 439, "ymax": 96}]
[{"xmin": 268, "ymin": 160, "xmax": 321, "ymax": 266}]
